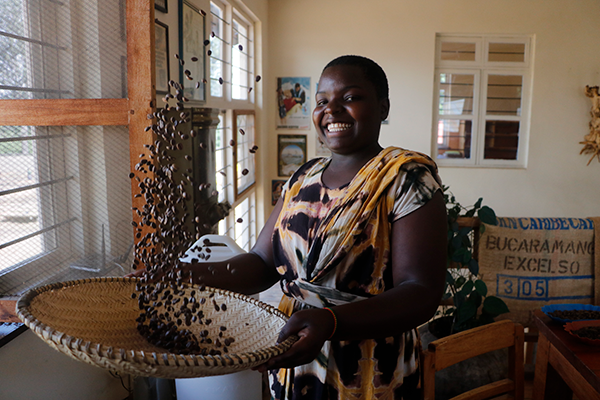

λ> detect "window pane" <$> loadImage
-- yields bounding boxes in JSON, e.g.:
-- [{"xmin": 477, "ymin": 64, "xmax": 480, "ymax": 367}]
[
  {"xmin": 0, "ymin": 0, "xmax": 127, "ymax": 100},
  {"xmin": 214, "ymin": 113, "xmax": 228, "ymax": 203},
  {"xmin": 440, "ymin": 41, "xmax": 476, "ymax": 61},
  {"xmin": 439, "ymin": 73, "xmax": 474, "ymax": 116},
  {"xmin": 210, "ymin": 2, "xmax": 224, "ymax": 97},
  {"xmin": 488, "ymin": 42, "xmax": 525, "ymax": 63},
  {"xmin": 486, "ymin": 75, "xmax": 522, "ymax": 116},
  {"xmin": 235, "ymin": 113, "xmax": 255, "ymax": 195},
  {"xmin": 231, "ymin": 18, "xmax": 249, "ymax": 100},
  {"xmin": 436, "ymin": 119, "xmax": 472, "ymax": 159},
  {"xmin": 0, "ymin": 125, "xmax": 133, "ymax": 296},
  {"xmin": 234, "ymin": 197, "xmax": 250, "ymax": 250},
  {"xmin": 484, "ymin": 120, "xmax": 519, "ymax": 160}
]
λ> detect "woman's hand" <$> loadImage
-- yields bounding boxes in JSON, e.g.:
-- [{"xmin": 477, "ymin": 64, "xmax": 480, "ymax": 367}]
[{"xmin": 253, "ymin": 308, "xmax": 335, "ymax": 372}]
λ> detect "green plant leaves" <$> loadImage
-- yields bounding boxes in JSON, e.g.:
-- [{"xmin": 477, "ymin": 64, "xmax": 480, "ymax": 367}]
[
  {"xmin": 482, "ymin": 296, "xmax": 510, "ymax": 316},
  {"xmin": 474, "ymin": 279, "xmax": 487, "ymax": 296},
  {"xmin": 440, "ymin": 186, "xmax": 507, "ymax": 334},
  {"xmin": 468, "ymin": 258, "xmax": 479, "ymax": 275},
  {"xmin": 478, "ymin": 206, "xmax": 497, "ymax": 226}
]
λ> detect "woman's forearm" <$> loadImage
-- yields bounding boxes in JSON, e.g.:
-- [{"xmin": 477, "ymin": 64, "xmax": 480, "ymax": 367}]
[
  {"xmin": 328, "ymin": 280, "xmax": 441, "ymax": 341},
  {"xmin": 181, "ymin": 252, "xmax": 280, "ymax": 295}
]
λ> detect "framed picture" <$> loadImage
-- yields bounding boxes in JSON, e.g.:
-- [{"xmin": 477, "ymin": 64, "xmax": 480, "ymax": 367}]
[
  {"xmin": 179, "ymin": 0, "xmax": 205, "ymax": 102},
  {"xmin": 155, "ymin": 0, "xmax": 168, "ymax": 13},
  {"xmin": 154, "ymin": 20, "xmax": 170, "ymax": 94},
  {"xmin": 271, "ymin": 180, "xmax": 286, "ymax": 206},
  {"xmin": 233, "ymin": 110, "xmax": 256, "ymax": 199},
  {"xmin": 278, "ymin": 134, "xmax": 307, "ymax": 177},
  {"xmin": 277, "ymin": 77, "xmax": 311, "ymax": 130}
]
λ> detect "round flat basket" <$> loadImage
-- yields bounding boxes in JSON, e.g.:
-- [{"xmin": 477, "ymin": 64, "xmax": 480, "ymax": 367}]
[{"xmin": 16, "ymin": 277, "xmax": 296, "ymax": 378}]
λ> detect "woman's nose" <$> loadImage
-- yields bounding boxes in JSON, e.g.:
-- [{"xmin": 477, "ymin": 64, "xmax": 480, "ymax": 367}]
[{"xmin": 324, "ymin": 100, "xmax": 341, "ymax": 115}]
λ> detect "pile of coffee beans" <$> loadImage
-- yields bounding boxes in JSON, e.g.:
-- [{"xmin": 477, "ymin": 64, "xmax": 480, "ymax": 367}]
[
  {"xmin": 572, "ymin": 326, "xmax": 600, "ymax": 340},
  {"xmin": 549, "ymin": 309, "xmax": 600, "ymax": 320},
  {"xmin": 130, "ymin": 46, "xmax": 259, "ymax": 355}
]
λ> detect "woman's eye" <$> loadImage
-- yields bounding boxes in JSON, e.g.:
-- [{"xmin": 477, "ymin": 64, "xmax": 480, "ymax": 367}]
[
  {"xmin": 345, "ymin": 95, "xmax": 355, "ymax": 102},
  {"xmin": 316, "ymin": 99, "xmax": 327, "ymax": 106}
]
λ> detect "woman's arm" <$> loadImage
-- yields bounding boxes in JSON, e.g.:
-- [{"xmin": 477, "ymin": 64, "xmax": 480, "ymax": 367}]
[
  {"xmin": 180, "ymin": 198, "xmax": 284, "ymax": 295},
  {"xmin": 129, "ymin": 198, "xmax": 284, "ymax": 295},
  {"xmin": 255, "ymin": 190, "xmax": 447, "ymax": 371}
]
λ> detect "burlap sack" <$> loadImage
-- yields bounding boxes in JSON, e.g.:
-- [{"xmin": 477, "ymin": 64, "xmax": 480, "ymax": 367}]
[{"xmin": 478, "ymin": 217, "xmax": 598, "ymax": 327}]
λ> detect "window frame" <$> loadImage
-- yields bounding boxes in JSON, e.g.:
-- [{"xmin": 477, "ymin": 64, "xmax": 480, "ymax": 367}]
[{"xmin": 432, "ymin": 34, "xmax": 534, "ymax": 168}]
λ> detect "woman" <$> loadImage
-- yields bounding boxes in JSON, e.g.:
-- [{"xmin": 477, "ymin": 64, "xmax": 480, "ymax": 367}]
[{"xmin": 185, "ymin": 55, "xmax": 447, "ymax": 399}]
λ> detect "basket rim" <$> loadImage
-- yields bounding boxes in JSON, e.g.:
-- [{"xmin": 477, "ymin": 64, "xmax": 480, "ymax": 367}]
[{"xmin": 16, "ymin": 276, "xmax": 296, "ymax": 369}]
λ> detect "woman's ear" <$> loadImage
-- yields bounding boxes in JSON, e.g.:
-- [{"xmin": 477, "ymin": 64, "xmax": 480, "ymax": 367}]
[{"xmin": 380, "ymin": 98, "xmax": 390, "ymax": 121}]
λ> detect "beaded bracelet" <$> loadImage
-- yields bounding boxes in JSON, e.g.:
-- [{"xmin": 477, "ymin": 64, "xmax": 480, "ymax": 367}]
[{"xmin": 323, "ymin": 307, "xmax": 337, "ymax": 340}]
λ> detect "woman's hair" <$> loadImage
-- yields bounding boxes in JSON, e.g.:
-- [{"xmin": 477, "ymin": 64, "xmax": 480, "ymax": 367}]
[{"xmin": 323, "ymin": 55, "xmax": 389, "ymax": 100}]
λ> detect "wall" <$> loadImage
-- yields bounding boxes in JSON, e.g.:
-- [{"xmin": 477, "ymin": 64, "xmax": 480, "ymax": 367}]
[
  {"xmin": 263, "ymin": 0, "xmax": 600, "ymax": 219},
  {"xmin": 0, "ymin": 330, "xmax": 128, "ymax": 400}
]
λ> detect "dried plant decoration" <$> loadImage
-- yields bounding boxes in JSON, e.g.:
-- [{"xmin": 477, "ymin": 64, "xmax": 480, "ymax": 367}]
[{"xmin": 581, "ymin": 85, "xmax": 600, "ymax": 165}]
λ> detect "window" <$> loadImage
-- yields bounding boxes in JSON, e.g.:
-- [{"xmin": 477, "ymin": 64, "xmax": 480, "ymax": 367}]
[
  {"xmin": 0, "ymin": 0, "xmax": 132, "ymax": 296},
  {"xmin": 432, "ymin": 34, "xmax": 534, "ymax": 168},
  {"xmin": 215, "ymin": 111, "xmax": 256, "ymax": 251},
  {"xmin": 207, "ymin": 1, "xmax": 257, "ymax": 252},
  {"xmin": 209, "ymin": 0, "xmax": 254, "ymax": 103}
]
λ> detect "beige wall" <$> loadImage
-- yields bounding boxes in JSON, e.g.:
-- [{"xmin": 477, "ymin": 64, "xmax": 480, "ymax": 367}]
[{"xmin": 263, "ymin": 0, "xmax": 600, "ymax": 219}]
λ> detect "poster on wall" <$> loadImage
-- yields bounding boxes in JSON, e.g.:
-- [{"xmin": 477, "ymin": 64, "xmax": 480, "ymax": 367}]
[
  {"xmin": 277, "ymin": 77, "xmax": 311, "ymax": 130},
  {"xmin": 278, "ymin": 134, "xmax": 307, "ymax": 176}
]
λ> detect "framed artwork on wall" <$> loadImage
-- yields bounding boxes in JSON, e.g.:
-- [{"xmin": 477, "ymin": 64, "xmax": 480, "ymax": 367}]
[
  {"xmin": 155, "ymin": 0, "xmax": 168, "ymax": 13},
  {"xmin": 276, "ymin": 77, "xmax": 311, "ymax": 130},
  {"xmin": 179, "ymin": 0, "xmax": 206, "ymax": 102},
  {"xmin": 278, "ymin": 134, "xmax": 307, "ymax": 177},
  {"xmin": 154, "ymin": 20, "xmax": 170, "ymax": 94}
]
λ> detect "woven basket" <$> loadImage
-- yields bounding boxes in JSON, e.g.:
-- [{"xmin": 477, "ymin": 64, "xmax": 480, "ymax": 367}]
[{"xmin": 16, "ymin": 277, "xmax": 296, "ymax": 378}]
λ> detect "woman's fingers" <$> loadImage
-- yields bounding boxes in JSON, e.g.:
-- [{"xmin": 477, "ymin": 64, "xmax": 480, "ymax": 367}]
[{"xmin": 253, "ymin": 308, "xmax": 336, "ymax": 372}]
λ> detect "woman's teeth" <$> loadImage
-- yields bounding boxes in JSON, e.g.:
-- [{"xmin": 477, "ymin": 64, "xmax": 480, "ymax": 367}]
[{"xmin": 327, "ymin": 123, "xmax": 352, "ymax": 132}]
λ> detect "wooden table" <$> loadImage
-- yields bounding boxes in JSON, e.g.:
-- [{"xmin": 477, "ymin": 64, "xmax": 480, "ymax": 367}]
[{"xmin": 532, "ymin": 309, "xmax": 600, "ymax": 400}]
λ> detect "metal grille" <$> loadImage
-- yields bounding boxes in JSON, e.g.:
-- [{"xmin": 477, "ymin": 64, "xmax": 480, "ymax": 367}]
[{"xmin": 0, "ymin": 0, "xmax": 128, "ymax": 100}]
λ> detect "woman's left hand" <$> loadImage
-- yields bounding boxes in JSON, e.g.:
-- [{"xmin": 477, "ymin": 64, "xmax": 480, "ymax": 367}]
[{"xmin": 252, "ymin": 308, "xmax": 335, "ymax": 372}]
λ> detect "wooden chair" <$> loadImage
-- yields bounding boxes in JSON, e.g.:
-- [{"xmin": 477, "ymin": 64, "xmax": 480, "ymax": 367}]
[{"xmin": 421, "ymin": 319, "xmax": 525, "ymax": 400}]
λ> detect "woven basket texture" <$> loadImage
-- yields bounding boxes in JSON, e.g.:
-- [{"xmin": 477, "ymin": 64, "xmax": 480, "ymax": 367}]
[{"xmin": 16, "ymin": 277, "xmax": 296, "ymax": 378}]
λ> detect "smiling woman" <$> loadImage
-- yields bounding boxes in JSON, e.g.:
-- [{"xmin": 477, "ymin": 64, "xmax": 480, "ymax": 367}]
[{"xmin": 181, "ymin": 55, "xmax": 448, "ymax": 400}]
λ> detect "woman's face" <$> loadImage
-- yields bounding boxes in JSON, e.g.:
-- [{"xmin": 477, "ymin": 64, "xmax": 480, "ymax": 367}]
[{"xmin": 313, "ymin": 65, "xmax": 389, "ymax": 156}]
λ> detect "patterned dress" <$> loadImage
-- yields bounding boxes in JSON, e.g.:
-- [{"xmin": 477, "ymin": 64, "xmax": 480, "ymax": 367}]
[{"xmin": 269, "ymin": 147, "xmax": 442, "ymax": 400}]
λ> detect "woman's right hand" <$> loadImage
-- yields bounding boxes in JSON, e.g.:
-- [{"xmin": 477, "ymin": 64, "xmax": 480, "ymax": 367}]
[{"xmin": 253, "ymin": 307, "xmax": 335, "ymax": 372}]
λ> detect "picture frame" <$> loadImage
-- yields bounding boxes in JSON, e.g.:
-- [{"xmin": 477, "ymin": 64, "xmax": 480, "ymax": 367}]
[
  {"xmin": 179, "ymin": 0, "xmax": 206, "ymax": 102},
  {"xmin": 271, "ymin": 180, "xmax": 286, "ymax": 206},
  {"xmin": 277, "ymin": 134, "xmax": 307, "ymax": 177},
  {"xmin": 155, "ymin": 0, "xmax": 168, "ymax": 13},
  {"xmin": 277, "ymin": 77, "xmax": 311, "ymax": 130},
  {"xmin": 154, "ymin": 20, "xmax": 170, "ymax": 94}
]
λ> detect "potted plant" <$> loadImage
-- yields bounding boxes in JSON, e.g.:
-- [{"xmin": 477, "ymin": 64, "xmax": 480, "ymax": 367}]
[
  {"xmin": 420, "ymin": 186, "xmax": 511, "ymax": 398},
  {"xmin": 427, "ymin": 185, "xmax": 510, "ymax": 337}
]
